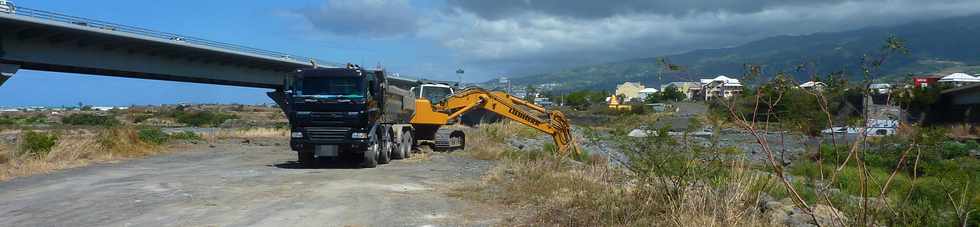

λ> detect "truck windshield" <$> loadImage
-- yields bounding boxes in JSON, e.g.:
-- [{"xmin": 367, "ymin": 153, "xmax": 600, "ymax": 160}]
[{"xmin": 299, "ymin": 77, "xmax": 364, "ymax": 97}]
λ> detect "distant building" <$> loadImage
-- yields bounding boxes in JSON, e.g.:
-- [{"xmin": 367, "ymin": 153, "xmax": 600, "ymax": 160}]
[
  {"xmin": 869, "ymin": 83, "xmax": 893, "ymax": 94},
  {"xmin": 938, "ymin": 73, "xmax": 980, "ymax": 87},
  {"xmin": 615, "ymin": 82, "xmax": 646, "ymax": 103},
  {"xmin": 700, "ymin": 75, "xmax": 743, "ymax": 100},
  {"xmin": 534, "ymin": 97, "xmax": 554, "ymax": 107},
  {"xmin": 913, "ymin": 75, "xmax": 941, "ymax": 88},
  {"xmin": 799, "ymin": 81, "xmax": 827, "ymax": 91},
  {"xmin": 92, "ymin": 106, "xmax": 130, "ymax": 111},
  {"xmin": 537, "ymin": 83, "xmax": 560, "ymax": 91},
  {"xmin": 638, "ymin": 88, "xmax": 659, "ymax": 100},
  {"xmin": 661, "ymin": 82, "xmax": 701, "ymax": 100}
]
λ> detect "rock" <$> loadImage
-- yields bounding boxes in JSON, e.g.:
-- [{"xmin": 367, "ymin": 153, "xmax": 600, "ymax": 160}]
[{"xmin": 811, "ymin": 204, "xmax": 847, "ymax": 226}]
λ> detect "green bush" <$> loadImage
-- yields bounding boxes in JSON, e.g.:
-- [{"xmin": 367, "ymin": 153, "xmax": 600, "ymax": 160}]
[
  {"xmin": 62, "ymin": 113, "xmax": 120, "ymax": 126},
  {"xmin": 173, "ymin": 110, "xmax": 237, "ymax": 127},
  {"xmin": 129, "ymin": 113, "xmax": 154, "ymax": 124},
  {"xmin": 0, "ymin": 114, "xmax": 48, "ymax": 126},
  {"xmin": 137, "ymin": 128, "xmax": 169, "ymax": 145},
  {"xmin": 0, "ymin": 116, "xmax": 14, "ymax": 125},
  {"xmin": 19, "ymin": 131, "xmax": 58, "ymax": 157},
  {"xmin": 169, "ymin": 131, "xmax": 202, "ymax": 141}
]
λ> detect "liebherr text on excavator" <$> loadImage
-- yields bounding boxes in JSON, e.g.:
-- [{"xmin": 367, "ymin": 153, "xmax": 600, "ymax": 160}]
[{"xmin": 279, "ymin": 65, "xmax": 577, "ymax": 168}]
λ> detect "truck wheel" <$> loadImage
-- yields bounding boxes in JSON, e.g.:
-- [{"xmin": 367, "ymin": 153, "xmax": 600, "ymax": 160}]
[
  {"xmin": 361, "ymin": 143, "xmax": 379, "ymax": 168},
  {"xmin": 401, "ymin": 132, "xmax": 413, "ymax": 159},
  {"xmin": 298, "ymin": 151, "xmax": 314, "ymax": 164},
  {"xmin": 378, "ymin": 131, "xmax": 392, "ymax": 164},
  {"xmin": 391, "ymin": 132, "xmax": 406, "ymax": 160}
]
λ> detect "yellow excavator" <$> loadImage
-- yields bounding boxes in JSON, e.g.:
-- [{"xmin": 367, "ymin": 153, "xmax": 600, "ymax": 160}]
[{"xmin": 411, "ymin": 87, "xmax": 579, "ymax": 156}]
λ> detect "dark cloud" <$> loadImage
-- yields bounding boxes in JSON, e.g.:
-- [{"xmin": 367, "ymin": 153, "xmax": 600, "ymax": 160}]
[
  {"xmin": 445, "ymin": 0, "xmax": 857, "ymax": 19},
  {"xmin": 299, "ymin": 0, "xmax": 419, "ymax": 37},
  {"xmin": 292, "ymin": 0, "xmax": 980, "ymax": 80}
]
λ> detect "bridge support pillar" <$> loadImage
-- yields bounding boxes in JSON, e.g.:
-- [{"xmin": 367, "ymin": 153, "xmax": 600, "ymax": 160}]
[{"xmin": 0, "ymin": 64, "xmax": 18, "ymax": 87}]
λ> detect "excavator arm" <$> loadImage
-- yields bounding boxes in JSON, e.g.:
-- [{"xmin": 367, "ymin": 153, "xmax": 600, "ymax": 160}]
[{"xmin": 412, "ymin": 88, "xmax": 579, "ymax": 156}]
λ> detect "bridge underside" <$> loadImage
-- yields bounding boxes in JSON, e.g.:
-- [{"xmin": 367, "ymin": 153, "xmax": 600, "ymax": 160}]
[{"xmin": 0, "ymin": 14, "xmax": 311, "ymax": 89}]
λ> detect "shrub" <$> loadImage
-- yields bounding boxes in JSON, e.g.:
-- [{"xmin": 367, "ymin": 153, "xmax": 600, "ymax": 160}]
[
  {"xmin": 19, "ymin": 131, "xmax": 58, "ymax": 157},
  {"xmin": 173, "ymin": 110, "xmax": 237, "ymax": 127},
  {"xmin": 62, "ymin": 113, "xmax": 120, "ymax": 126},
  {"xmin": 0, "ymin": 116, "xmax": 14, "ymax": 125},
  {"xmin": 0, "ymin": 115, "xmax": 48, "ymax": 126},
  {"xmin": 129, "ymin": 113, "xmax": 154, "ymax": 124},
  {"xmin": 169, "ymin": 131, "xmax": 202, "ymax": 141},
  {"xmin": 137, "ymin": 128, "xmax": 169, "ymax": 145}
]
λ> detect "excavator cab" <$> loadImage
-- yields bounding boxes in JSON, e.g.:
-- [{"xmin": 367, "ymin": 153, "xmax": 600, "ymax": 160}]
[{"xmin": 411, "ymin": 83, "xmax": 455, "ymax": 103}]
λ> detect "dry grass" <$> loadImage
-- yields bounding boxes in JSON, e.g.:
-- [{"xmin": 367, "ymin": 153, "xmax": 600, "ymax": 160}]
[
  {"xmin": 454, "ymin": 155, "xmax": 771, "ymax": 226},
  {"xmin": 948, "ymin": 123, "xmax": 979, "ymax": 139},
  {"xmin": 453, "ymin": 122, "xmax": 772, "ymax": 226},
  {"xmin": 0, "ymin": 128, "xmax": 164, "ymax": 181},
  {"xmin": 462, "ymin": 121, "xmax": 543, "ymax": 161},
  {"xmin": 202, "ymin": 128, "xmax": 289, "ymax": 141}
]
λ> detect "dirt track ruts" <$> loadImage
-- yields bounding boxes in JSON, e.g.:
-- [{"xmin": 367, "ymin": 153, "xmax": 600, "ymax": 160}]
[{"xmin": 0, "ymin": 140, "xmax": 499, "ymax": 227}]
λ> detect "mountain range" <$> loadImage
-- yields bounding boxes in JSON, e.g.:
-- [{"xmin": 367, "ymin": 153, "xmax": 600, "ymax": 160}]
[{"xmin": 505, "ymin": 14, "xmax": 980, "ymax": 91}]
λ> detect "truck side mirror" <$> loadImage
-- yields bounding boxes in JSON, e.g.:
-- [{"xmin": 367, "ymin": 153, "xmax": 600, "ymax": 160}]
[{"xmin": 368, "ymin": 81, "xmax": 377, "ymax": 96}]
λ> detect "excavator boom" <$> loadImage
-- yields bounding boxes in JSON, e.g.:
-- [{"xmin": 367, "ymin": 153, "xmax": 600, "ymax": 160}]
[{"xmin": 411, "ymin": 88, "xmax": 579, "ymax": 156}]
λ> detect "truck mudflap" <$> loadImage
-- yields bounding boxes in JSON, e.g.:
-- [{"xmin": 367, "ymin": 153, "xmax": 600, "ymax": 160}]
[{"xmin": 433, "ymin": 127, "xmax": 464, "ymax": 151}]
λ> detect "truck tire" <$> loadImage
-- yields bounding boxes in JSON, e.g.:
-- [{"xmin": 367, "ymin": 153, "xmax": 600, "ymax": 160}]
[
  {"xmin": 361, "ymin": 143, "xmax": 379, "ymax": 168},
  {"xmin": 378, "ymin": 132, "xmax": 391, "ymax": 165},
  {"xmin": 391, "ymin": 132, "xmax": 406, "ymax": 160},
  {"xmin": 298, "ymin": 151, "xmax": 314, "ymax": 164},
  {"xmin": 401, "ymin": 132, "xmax": 413, "ymax": 159}
]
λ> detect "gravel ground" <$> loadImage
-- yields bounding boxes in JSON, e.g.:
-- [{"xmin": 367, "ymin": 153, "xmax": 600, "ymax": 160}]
[{"xmin": 0, "ymin": 140, "xmax": 500, "ymax": 227}]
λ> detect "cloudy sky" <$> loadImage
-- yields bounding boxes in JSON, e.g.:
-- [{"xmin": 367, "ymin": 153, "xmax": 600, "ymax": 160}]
[{"xmin": 4, "ymin": 0, "xmax": 980, "ymax": 106}]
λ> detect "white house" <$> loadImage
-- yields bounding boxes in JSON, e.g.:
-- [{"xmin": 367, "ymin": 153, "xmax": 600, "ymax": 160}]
[
  {"xmin": 637, "ymin": 88, "xmax": 659, "ymax": 100},
  {"xmin": 938, "ymin": 73, "xmax": 980, "ymax": 87},
  {"xmin": 700, "ymin": 75, "xmax": 743, "ymax": 100},
  {"xmin": 869, "ymin": 84, "xmax": 893, "ymax": 94},
  {"xmin": 799, "ymin": 81, "xmax": 827, "ymax": 91}
]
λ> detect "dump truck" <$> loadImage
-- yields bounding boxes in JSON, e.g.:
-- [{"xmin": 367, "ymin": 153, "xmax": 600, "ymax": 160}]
[{"xmin": 281, "ymin": 64, "xmax": 577, "ymax": 168}]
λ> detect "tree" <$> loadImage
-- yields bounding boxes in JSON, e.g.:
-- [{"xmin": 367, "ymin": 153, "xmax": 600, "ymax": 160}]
[
  {"xmin": 660, "ymin": 86, "xmax": 686, "ymax": 102},
  {"xmin": 524, "ymin": 85, "xmax": 538, "ymax": 104},
  {"xmin": 564, "ymin": 90, "xmax": 594, "ymax": 110}
]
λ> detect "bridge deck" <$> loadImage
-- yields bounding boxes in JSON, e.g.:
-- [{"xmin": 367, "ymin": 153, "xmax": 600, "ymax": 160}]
[{"xmin": 0, "ymin": 6, "xmax": 332, "ymax": 88}]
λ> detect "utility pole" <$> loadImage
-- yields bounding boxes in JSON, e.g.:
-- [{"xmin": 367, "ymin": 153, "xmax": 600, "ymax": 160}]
[{"xmin": 456, "ymin": 68, "xmax": 465, "ymax": 87}]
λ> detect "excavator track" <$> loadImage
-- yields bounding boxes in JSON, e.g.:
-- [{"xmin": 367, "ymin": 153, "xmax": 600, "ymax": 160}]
[{"xmin": 433, "ymin": 128, "xmax": 464, "ymax": 151}]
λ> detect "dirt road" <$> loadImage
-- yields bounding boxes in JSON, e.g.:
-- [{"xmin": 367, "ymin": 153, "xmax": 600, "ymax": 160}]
[{"xmin": 0, "ymin": 140, "xmax": 499, "ymax": 227}]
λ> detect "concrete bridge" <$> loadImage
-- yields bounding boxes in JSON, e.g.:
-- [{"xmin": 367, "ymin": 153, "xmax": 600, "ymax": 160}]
[{"xmin": 0, "ymin": 6, "xmax": 332, "ymax": 89}]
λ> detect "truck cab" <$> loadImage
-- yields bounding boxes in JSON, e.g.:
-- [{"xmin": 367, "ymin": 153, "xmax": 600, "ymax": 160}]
[{"xmin": 285, "ymin": 66, "xmax": 385, "ymax": 166}]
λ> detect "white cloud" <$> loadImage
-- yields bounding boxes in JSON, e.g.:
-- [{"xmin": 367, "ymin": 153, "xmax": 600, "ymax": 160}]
[
  {"xmin": 421, "ymin": 0, "xmax": 980, "ymax": 63},
  {"xmin": 294, "ymin": 0, "xmax": 980, "ymax": 76},
  {"xmin": 298, "ymin": 0, "xmax": 420, "ymax": 37}
]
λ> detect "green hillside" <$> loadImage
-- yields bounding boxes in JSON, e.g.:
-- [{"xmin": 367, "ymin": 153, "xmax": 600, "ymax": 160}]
[{"xmin": 509, "ymin": 14, "xmax": 980, "ymax": 91}]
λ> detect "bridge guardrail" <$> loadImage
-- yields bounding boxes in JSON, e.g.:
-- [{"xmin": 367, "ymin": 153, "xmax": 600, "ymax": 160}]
[{"xmin": 6, "ymin": 5, "xmax": 324, "ymax": 66}]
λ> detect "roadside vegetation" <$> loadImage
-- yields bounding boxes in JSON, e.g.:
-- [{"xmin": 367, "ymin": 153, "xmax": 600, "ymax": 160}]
[
  {"xmin": 456, "ymin": 36, "xmax": 977, "ymax": 226},
  {"xmin": 0, "ymin": 104, "xmax": 285, "ymax": 182},
  {"xmin": 455, "ymin": 122, "xmax": 773, "ymax": 226}
]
